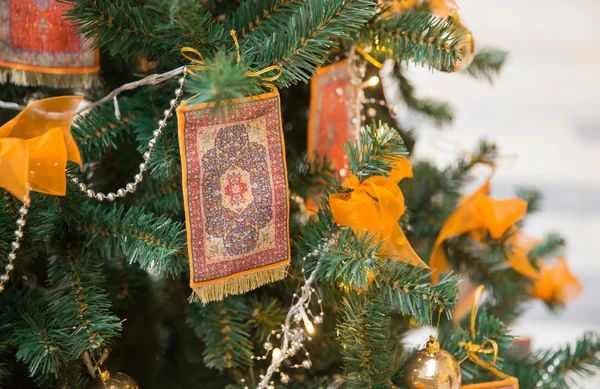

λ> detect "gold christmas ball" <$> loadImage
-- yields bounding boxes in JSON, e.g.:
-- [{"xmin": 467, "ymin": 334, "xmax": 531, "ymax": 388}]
[
  {"xmin": 442, "ymin": 20, "xmax": 476, "ymax": 72},
  {"xmin": 404, "ymin": 337, "xmax": 461, "ymax": 389},
  {"xmin": 90, "ymin": 372, "xmax": 139, "ymax": 389}
]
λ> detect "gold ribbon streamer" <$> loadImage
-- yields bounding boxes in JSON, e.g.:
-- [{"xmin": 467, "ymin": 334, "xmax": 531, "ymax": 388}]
[
  {"xmin": 180, "ymin": 30, "xmax": 282, "ymax": 91},
  {"xmin": 355, "ymin": 47, "xmax": 385, "ymax": 69},
  {"xmin": 328, "ymin": 158, "xmax": 426, "ymax": 268},
  {"xmin": 0, "ymin": 96, "xmax": 83, "ymax": 201},
  {"xmin": 458, "ymin": 285, "xmax": 514, "ymax": 380}
]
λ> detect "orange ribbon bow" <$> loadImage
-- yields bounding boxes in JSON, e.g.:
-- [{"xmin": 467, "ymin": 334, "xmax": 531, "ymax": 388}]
[
  {"xmin": 329, "ymin": 158, "xmax": 427, "ymax": 268},
  {"xmin": 532, "ymin": 257, "xmax": 582, "ymax": 306},
  {"xmin": 0, "ymin": 96, "xmax": 83, "ymax": 201},
  {"xmin": 430, "ymin": 181, "xmax": 530, "ymax": 283}
]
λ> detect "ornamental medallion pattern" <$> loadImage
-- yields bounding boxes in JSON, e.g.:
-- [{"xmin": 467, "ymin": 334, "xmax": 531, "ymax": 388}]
[
  {"xmin": 178, "ymin": 93, "xmax": 290, "ymax": 287},
  {"xmin": 202, "ymin": 124, "xmax": 273, "ymax": 257}
]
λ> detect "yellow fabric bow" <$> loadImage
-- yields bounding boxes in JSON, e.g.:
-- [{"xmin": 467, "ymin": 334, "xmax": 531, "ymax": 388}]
[
  {"xmin": 0, "ymin": 96, "xmax": 83, "ymax": 201},
  {"xmin": 329, "ymin": 158, "xmax": 427, "ymax": 268},
  {"xmin": 505, "ymin": 229, "xmax": 541, "ymax": 280},
  {"xmin": 532, "ymin": 257, "xmax": 582, "ymax": 306},
  {"xmin": 458, "ymin": 285, "xmax": 514, "ymax": 380},
  {"xmin": 430, "ymin": 181, "xmax": 529, "ymax": 283}
]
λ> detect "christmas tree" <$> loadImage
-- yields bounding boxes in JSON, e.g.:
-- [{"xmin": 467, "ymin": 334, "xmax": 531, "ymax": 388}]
[{"xmin": 0, "ymin": 0, "xmax": 598, "ymax": 388}]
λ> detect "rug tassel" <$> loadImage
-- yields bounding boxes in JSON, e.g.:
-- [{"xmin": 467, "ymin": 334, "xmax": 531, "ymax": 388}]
[
  {"xmin": 0, "ymin": 67, "xmax": 101, "ymax": 89},
  {"xmin": 189, "ymin": 264, "xmax": 289, "ymax": 304}
]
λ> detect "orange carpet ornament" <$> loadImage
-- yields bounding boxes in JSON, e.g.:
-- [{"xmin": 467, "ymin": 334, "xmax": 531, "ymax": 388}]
[
  {"xmin": 177, "ymin": 90, "xmax": 290, "ymax": 304},
  {"xmin": 0, "ymin": 0, "xmax": 99, "ymax": 88}
]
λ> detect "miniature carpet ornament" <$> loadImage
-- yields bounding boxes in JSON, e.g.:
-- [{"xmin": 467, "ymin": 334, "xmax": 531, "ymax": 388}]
[
  {"xmin": 0, "ymin": 0, "xmax": 100, "ymax": 88},
  {"xmin": 329, "ymin": 158, "xmax": 426, "ymax": 267},
  {"xmin": 0, "ymin": 96, "xmax": 83, "ymax": 200},
  {"xmin": 307, "ymin": 59, "xmax": 361, "ymax": 175},
  {"xmin": 177, "ymin": 90, "xmax": 290, "ymax": 304}
]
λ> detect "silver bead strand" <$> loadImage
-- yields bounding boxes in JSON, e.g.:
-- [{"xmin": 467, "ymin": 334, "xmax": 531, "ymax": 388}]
[
  {"xmin": 0, "ymin": 198, "xmax": 29, "ymax": 292},
  {"xmin": 74, "ymin": 67, "xmax": 188, "ymax": 201}
]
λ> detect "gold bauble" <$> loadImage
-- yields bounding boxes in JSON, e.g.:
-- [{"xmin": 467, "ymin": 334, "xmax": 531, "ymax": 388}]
[
  {"xmin": 442, "ymin": 18, "xmax": 476, "ymax": 72},
  {"xmin": 404, "ymin": 336, "xmax": 461, "ymax": 389},
  {"xmin": 90, "ymin": 372, "xmax": 139, "ymax": 389}
]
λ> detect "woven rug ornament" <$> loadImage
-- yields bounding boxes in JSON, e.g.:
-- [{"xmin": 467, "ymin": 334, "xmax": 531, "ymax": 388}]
[
  {"xmin": 177, "ymin": 43, "xmax": 289, "ymax": 303},
  {"xmin": 308, "ymin": 59, "xmax": 362, "ymax": 177},
  {"xmin": 0, "ymin": 0, "xmax": 100, "ymax": 88}
]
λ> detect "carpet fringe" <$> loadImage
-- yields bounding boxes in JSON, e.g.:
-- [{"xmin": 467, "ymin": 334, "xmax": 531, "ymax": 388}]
[
  {"xmin": 0, "ymin": 67, "xmax": 101, "ymax": 89},
  {"xmin": 189, "ymin": 264, "xmax": 288, "ymax": 304}
]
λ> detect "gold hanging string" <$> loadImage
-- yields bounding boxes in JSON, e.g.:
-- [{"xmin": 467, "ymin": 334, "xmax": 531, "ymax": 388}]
[
  {"xmin": 458, "ymin": 285, "xmax": 513, "ymax": 380},
  {"xmin": 180, "ymin": 30, "xmax": 282, "ymax": 94},
  {"xmin": 356, "ymin": 47, "xmax": 385, "ymax": 69},
  {"xmin": 230, "ymin": 30, "xmax": 242, "ymax": 64},
  {"xmin": 180, "ymin": 47, "xmax": 209, "ymax": 75},
  {"xmin": 436, "ymin": 306, "xmax": 444, "ymax": 331}
]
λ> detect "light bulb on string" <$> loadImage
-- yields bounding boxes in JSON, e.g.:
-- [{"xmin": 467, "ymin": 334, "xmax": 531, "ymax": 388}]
[
  {"xmin": 299, "ymin": 309, "xmax": 315, "ymax": 334},
  {"xmin": 362, "ymin": 76, "xmax": 380, "ymax": 88},
  {"xmin": 271, "ymin": 348, "xmax": 282, "ymax": 363}
]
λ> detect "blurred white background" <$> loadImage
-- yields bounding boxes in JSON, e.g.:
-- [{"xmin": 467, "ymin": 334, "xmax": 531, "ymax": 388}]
[{"xmin": 401, "ymin": 0, "xmax": 600, "ymax": 386}]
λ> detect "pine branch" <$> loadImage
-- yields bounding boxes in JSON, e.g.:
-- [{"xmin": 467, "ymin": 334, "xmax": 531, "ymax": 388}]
[
  {"xmin": 79, "ymin": 204, "xmax": 187, "ymax": 278},
  {"xmin": 45, "ymin": 256, "xmax": 121, "ymax": 358},
  {"xmin": 246, "ymin": 297, "xmax": 287, "ymax": 343},
  {"xmin": 304, "ymin": 228, "xmax": 458, "ymax": 323},
  {"xmin": 62, "ymin": 0, "xmax": 223, "ymax": 61},
  {"xmin": 286, "ymin": 154, "xmax": 335, "ymax": 200},
  {"xmin": 529, "ymin": 233, "xmax": 566, "ymax": 259},
  {"xmin": 183, "ymin": 51, "xmax": 265, "ymax": 106},
  {"xmin": 393, "ymin": 64, "xmax": 453, "ymax": 125},
  {"xmin": 187, "ymin": 298, "xmax": 253, "ymax": 371},
  {"xmin": 402, "ymin": 140, "xmax": 498, "ymax": 240},
  {"xmin": 226, "ymin": 0, "xmax": 301, "ymax": 39},
  {"xmin": 338, "ymin": 294, "xmax": 395, "ymax": 389},
  {"xmin": 72, "ymin": 98, "xmax": 148, "ymax": 162},
  {"xmin": 14, "ymin": 298, "xmax": 70, "ymax": 378},
  {"xmin": 516, "ymin": 187, "xmax": 543, "ymax": 215},
  {"xmin": 508, "ymin": 332, "xmax": 600, "ymax": 389},
  {"xmin": 309, "ymin": 229, "xmax": 382, "ymax": 291},
  {"xmin": 244, "ymin": 0, "xmax": 377, "ymax": 87},
  {"xmin": 356, "ymin": 10, "xmax": 464, "ymax": 70},
  {"xmin": 438, "ymin": 309, "xmax": 514, "ymax": 383},
  {"xmin": 0, "ymin": 319, "xmax": 11, "ymax": 387},
  {"xmin": 465, "ymin": 47, "xmax": 508, "ymax": 84},
  {"xmin": 135, "ymin": 176, "xmax": 184, "ymax": 215},
  {"xmin": 377, "ymin": 263, "xmax": 458, "ymax": 324},
  {"xmin": 345, "ymin": 123, "xmax": 409, "ymax": 180},
  {"xmin": 135, "ymin": 110, "xmax": 182, "ymax": 182}
]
